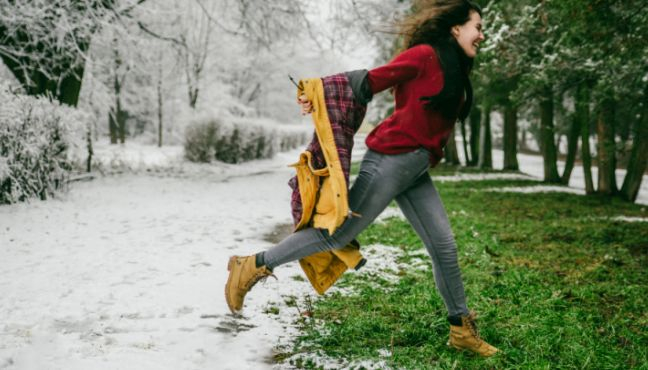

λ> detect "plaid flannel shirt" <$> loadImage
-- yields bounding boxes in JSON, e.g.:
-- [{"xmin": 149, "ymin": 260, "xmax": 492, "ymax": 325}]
[{"xmin": 289, "ymin": 73, "xmax": 367, "ymax": 226}]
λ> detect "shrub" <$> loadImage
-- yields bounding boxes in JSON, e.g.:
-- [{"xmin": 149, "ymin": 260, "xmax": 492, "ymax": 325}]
[
  {"xmin": 184, "ymin": 119, "xmax": 218, "ymax": 163},
  {"xmin": 0, "ymin": 86, "xmax": 87, "ymax": 204},
  {"xmin": 184, "ymin": 116, "xmax": 308, "ymax": 164}
]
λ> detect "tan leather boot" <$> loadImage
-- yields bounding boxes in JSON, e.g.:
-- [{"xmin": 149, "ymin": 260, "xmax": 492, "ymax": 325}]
[
  {"xmin": 225, "ymin": 255, "xmax": 274, "ymax": 314},
  {"xmin": 448, "ymin": 312, "xmax": 499, "ymax": 357}
]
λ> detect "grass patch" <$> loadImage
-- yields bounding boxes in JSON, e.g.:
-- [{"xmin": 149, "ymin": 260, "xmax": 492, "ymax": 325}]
[{"xmin": 284, "ymin": 166, "xmax": 648, "ymax": 369}]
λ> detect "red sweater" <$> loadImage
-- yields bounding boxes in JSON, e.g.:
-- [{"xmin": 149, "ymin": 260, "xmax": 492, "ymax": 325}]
[{"xmin": 365, "ymin": 44, "xmax": 459, "ymax": 166}]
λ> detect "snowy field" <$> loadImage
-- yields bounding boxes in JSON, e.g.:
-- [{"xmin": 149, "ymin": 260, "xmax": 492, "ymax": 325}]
[{"xmin": 1, "ymin": 137, "xmax": 646, "ymax": 370}]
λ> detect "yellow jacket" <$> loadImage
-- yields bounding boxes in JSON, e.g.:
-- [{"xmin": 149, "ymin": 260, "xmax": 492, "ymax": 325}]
[{"xmin": 291, "ymin": 78, "xmax": 365, "ymax": 295}]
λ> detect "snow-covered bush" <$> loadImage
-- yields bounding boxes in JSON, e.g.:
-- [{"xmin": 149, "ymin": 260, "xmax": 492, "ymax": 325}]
[
  {"xmin": 184, "ymin": 116, "xmax": 308, "ymax": 164},
  {"xmin": 0, "ymin": 86, "xmax": 88, "ymax": 203}
]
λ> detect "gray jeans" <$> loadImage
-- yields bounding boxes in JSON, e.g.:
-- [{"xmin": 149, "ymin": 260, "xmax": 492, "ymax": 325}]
[{"xmin": 263, "ymin": 148, "xmax": 469, "ymax": 316}]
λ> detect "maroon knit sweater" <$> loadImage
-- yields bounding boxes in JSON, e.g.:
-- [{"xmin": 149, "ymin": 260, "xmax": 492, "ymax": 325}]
[{"xmin": 365, "ymin": 44, "xmax": 460, "ymax": 166}]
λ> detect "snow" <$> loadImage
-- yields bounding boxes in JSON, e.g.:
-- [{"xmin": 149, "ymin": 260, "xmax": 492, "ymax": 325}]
[
  {"xmin": 454, "ymin": 142, "xmax": 648, "ymax": 206},
  {"xmin": 484, "ymin": 185, "xmax": 586, "ymax": 195},
  {"xmin": 606, "ymin": 216, "xmax": 648, "ymax": 223},
  {"xmin": 375, "ymin": 206, "xmax": 405, "ymax": 222},
  {"xmin": 1, "ymin": 135, "xmax": 647, "ymax": 369},
  {"xmin": 434, "ymin": 173, "xmax": 534, "ymax": 182}
]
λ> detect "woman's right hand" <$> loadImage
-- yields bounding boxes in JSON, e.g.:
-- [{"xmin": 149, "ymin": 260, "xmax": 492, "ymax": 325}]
[{"xmin": 298, "ymin": 94, "xmax": 314, "ymax": 115}]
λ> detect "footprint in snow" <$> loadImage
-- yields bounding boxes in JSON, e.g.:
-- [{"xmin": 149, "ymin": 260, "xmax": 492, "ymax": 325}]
[{"xmin": 211, "ymin": 315, "xmax": 256, "ymax": 336}]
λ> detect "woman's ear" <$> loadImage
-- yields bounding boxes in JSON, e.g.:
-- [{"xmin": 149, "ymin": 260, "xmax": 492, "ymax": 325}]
[{"xmin": 451, "ymin": 25, "xmax": 460, "ymax": 38}]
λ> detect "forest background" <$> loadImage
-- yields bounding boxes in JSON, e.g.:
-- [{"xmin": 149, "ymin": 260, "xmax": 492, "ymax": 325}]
[{"xmin": 1, "ymin": 0, "xmax": 647, "ymax": 204}]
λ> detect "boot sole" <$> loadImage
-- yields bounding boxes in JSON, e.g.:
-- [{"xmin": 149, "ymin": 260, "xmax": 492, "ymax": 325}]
[
  {"xmin": 447, "ymin": 341, "xmax": 464, "ymax": 351},
  {"xmin": 448, "ymin": 340, "xmax": 498, "ymax": 357},
  {"xmin": 225, "ymin": 256, "xmax": 239, "ymax": 314}
]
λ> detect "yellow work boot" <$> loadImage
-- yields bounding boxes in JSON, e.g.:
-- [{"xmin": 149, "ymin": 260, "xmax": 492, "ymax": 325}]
[
  {"xmin": 225, "ymin": 255, "xmax": 274, "ymax": 314},
  {"xmin": 448, "ymin": 312, "xmax": 499, "ymax": 357}
]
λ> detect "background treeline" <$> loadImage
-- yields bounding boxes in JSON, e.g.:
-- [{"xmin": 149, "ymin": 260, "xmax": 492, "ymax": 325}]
[
  {"xmin": 2, "ymin": 0, "xmax": 646, "ymax": 204},
  {"xmin": 439, "ymin": 0, "xmax": 647, "ymax": 203}
]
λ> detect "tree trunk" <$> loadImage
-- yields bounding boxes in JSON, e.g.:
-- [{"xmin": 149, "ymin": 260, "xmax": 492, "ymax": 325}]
[
  {"xmin": 188, "ymin": 87, "xmax": 199, "ymax": 109},
  {"xmin": 561, "ymin": 113, "xmax": 580, "ymax": 184},
  {"xmin": 444, "ymin": 125, "xmax": 460, "ymax": 165},
  {"xmin": 469, "ymin": 106, "xmax": 481, "ymax": 166},
  {"xmin": 459, "ymin": 117, "xmax": 470, "ymax": 166},
  {"xmin": 620, "ymin": 85, "xmax": 647, "ymax": 201},
  {"xmin": 577, "ymin": 84, "xmax": 595, "ymax": 193},
  {"xmin": 109, "ymin": 109, "xmax": 118, "ymax": 144},
  {"xmin": 113, "ymin": 76, "xmax": 126, "ymax": 144},
  {"xmin": 111, "ymin": 44, "xmax": 127, "ymax": 144},
  {"xmin": 109, "ymin": 77, "xmax": 126, "ymax": 144},
  {"xmin": 118, "ymin": 104, "xmax": 126, "ymax": 144},
  {"xmin": 519, "ymin": 128, "xmax": 527, "ymax": 151},
  {"xmin": 503, "ymin": 103, "xmax": 519, "ymax": 170},
  {"xmin": 540, "ymin": 86, "xmax": 561, "ymax": 183},
  {"xmin": 157, "ymin": 69, "xmax": 163, "ymax": 148},
  {"xmin": 478, "ymin": 105, "xmax": 492, "ymax": 169},
  {"xmin": 596, "ymin": 95, "xmax": 617, "ymax": 195},
  {"xmin": 86, "ymin": 124, "xmax": 93, "ymax": 173}
]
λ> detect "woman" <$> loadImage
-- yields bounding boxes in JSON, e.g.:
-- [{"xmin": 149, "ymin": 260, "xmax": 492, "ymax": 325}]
[{"xmin": 225, "ymin": 0, "xmax": 498, "ymax": 357}]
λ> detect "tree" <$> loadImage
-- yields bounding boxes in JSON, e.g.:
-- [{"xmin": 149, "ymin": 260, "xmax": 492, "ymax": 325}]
[
  {"xmin": 107, "ymin": 38, "xmax": 130, "ymax": 144},
  {"xmin": 539, "ymin": 85, "xmax": 560, "ymax": 182},
  {"xmin": 444, "ymin": 126, "xmax": 461, "ymax": 165},
  {"xmin": 468, "ymin": 105, "xmax": 481, "ymax": 166},
  {"xmin": 595, "ymin": 91, "xmax": 617, "ymax": 194},
  {"xmin": 620, "ymin": 85, "xmax": 648, "ymax": 201},
  {"xmin": 0, "ymin": 0, "xmax": 145, "ymax": 106},
  {"xmin": 502, "ymin": 100, "xmax": 519, "ymax": 170},
  {"xmin": 560, "ymin": 98, "xmax": 580, "ymax": 185},
  {"xmin": 575, "ymin": 82, "xmax": 595, "ymax": 193},
  {"xmin": 478, "ymin": 104, "xmax": 492, "ymax": 169}
]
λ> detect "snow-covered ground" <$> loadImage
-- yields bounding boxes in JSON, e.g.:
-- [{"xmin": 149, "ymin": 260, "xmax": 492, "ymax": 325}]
[
  {"xmin": 1, "ymin": 137, "xmax": 646, "ymax": 370},
  {"xmin": 0, "ymin": 149, "xmax": 312, "ymax": 370}
]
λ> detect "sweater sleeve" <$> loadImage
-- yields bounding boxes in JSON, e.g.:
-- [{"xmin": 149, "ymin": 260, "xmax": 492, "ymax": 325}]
[{"xmin": 367, "ymin": 45, "xmax": 431, "ymax": 94}]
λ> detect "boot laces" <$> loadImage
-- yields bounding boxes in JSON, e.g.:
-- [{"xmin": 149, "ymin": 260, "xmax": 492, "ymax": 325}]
[
  {"xmin": 465, "ymin": 313, "xmax": 482, "ymax": 340},
  {"xmin": 244, "ymin": 271, "xmax": 277, "ymax": 291}
]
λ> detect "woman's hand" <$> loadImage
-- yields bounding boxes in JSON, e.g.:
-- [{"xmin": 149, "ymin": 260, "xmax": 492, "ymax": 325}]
[{"xmin": 298, "ymin": 94, "xmax": 314, "ymax": 115}]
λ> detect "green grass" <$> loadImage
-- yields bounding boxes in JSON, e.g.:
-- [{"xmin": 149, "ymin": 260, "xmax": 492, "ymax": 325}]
[{"xmin": 283, "ymin": 165, "xmax": 648, "ymax": 369}]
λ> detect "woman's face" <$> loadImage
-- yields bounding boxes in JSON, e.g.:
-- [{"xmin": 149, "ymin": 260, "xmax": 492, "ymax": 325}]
[{"xmin": 451, "ymin": 10, "xmax": 484, "ymax": 58}]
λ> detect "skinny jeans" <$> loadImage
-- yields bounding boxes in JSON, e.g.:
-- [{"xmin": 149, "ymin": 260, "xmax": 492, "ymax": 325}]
[{"xmin": 263, "ymin": 148, "xmax": 469, "ymax": 316}]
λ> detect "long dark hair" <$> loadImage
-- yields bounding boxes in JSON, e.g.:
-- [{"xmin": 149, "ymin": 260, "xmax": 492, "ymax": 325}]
[{"xmin": 397, "ymin": 0, "xmax": 482, "ymax": 122}]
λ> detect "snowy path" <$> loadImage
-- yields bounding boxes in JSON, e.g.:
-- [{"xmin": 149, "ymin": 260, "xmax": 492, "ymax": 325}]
[{"xmin": 0, "ymin": 151, "xmax": 318, "ymax": 370}]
